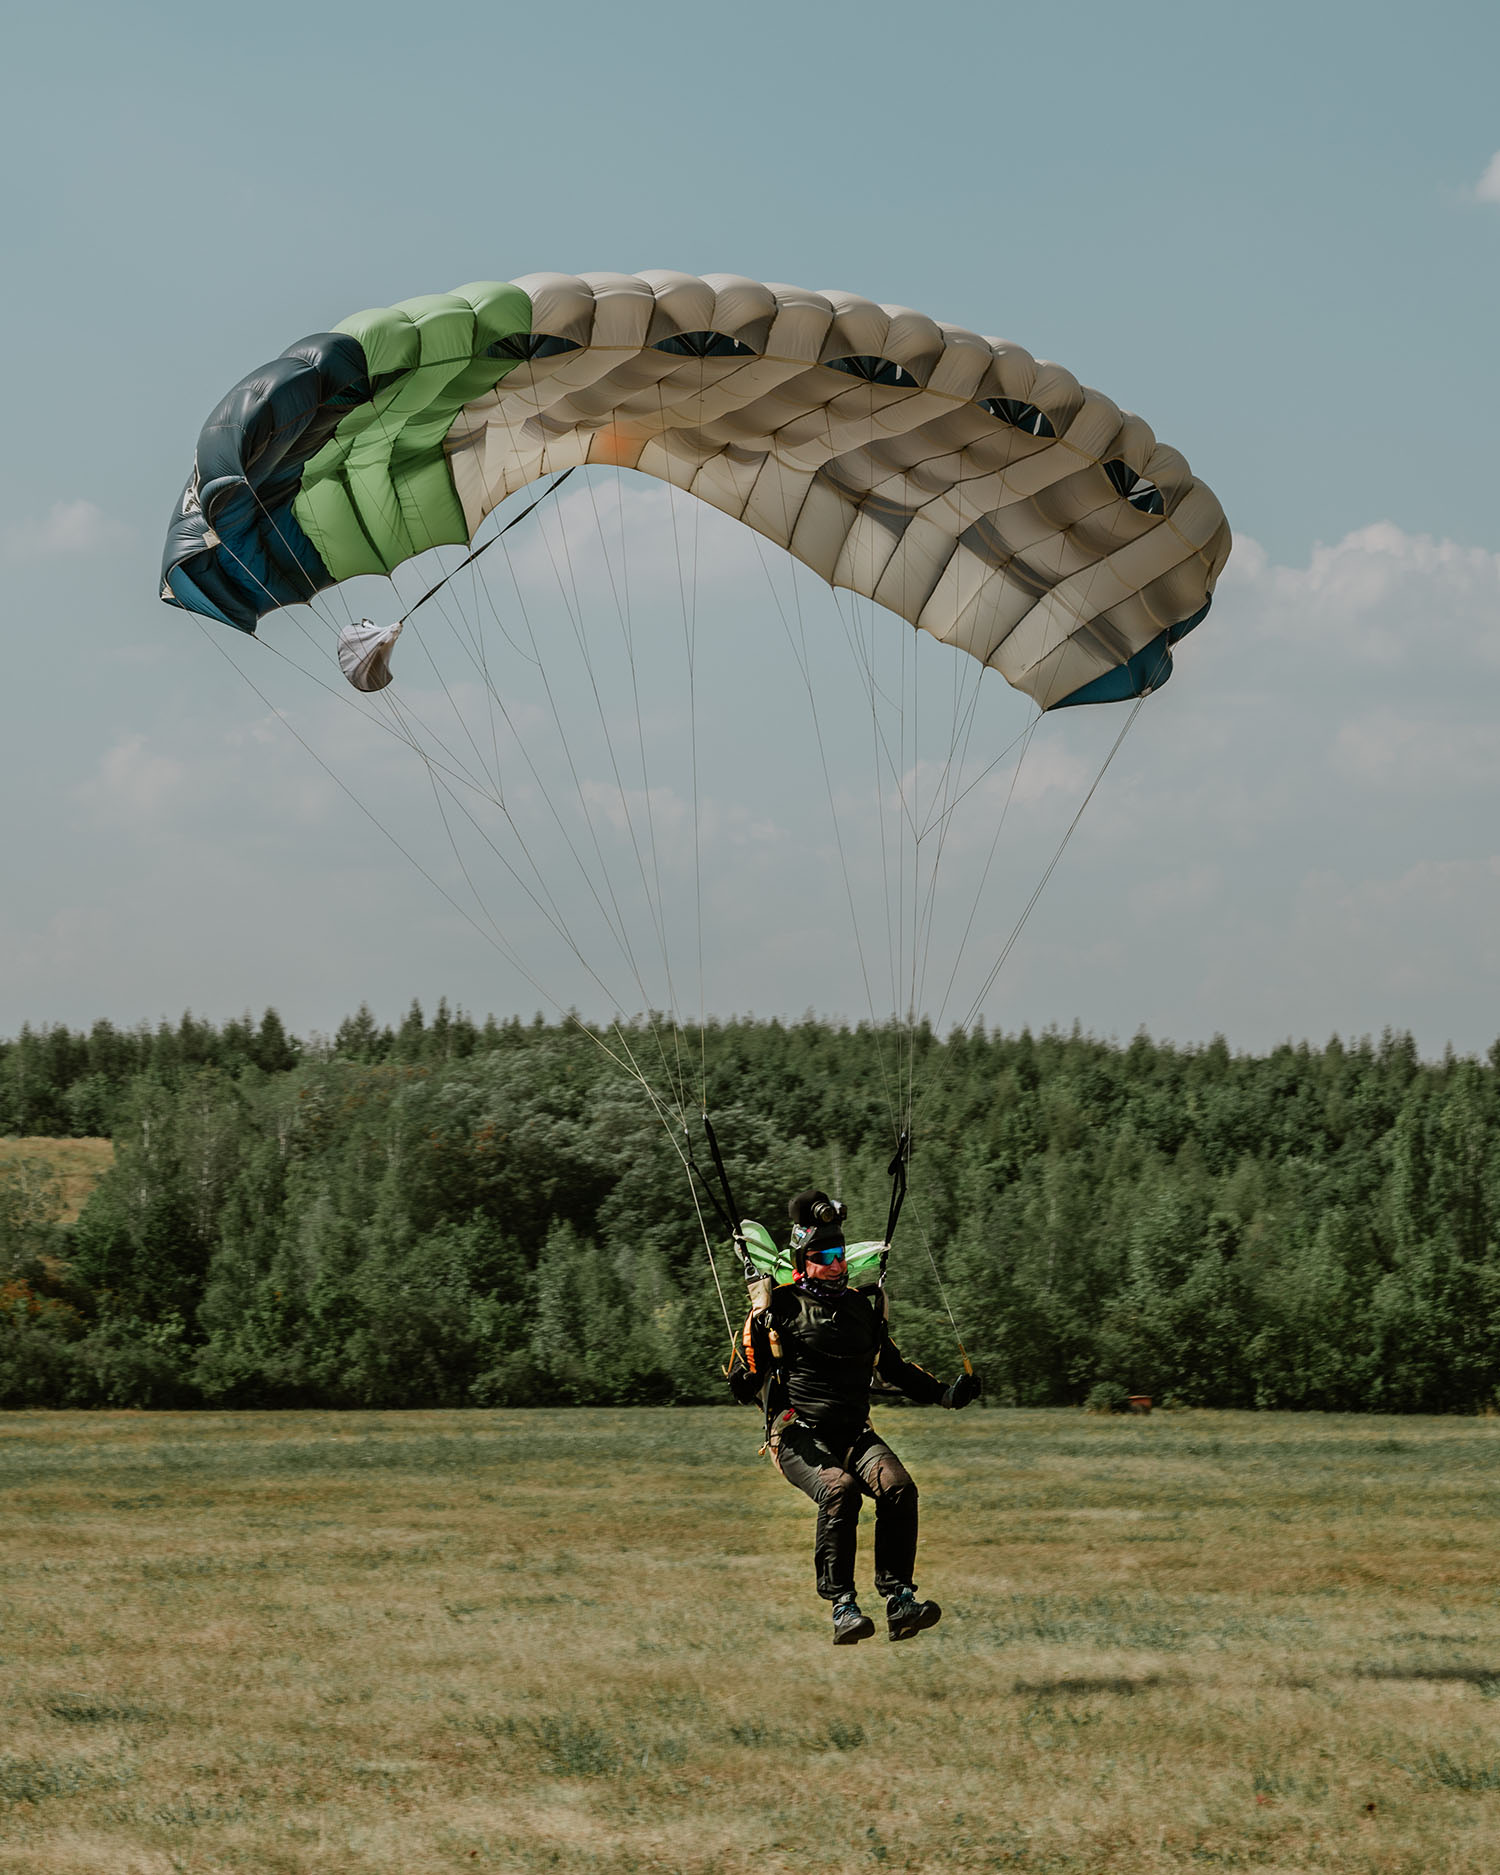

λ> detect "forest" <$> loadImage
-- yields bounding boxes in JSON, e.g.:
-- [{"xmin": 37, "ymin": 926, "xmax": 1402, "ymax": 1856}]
[{"xmin": 2, "ymin": 1004, "xmax": 1499, "ymax": 1414}]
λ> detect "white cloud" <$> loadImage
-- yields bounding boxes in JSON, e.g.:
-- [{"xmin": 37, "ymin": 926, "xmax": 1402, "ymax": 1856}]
[
  {"xmin": 2, "ymin": 499, "xmax": 132, "ymax": 560},
  {"xmin": 1217, "ymin": 522, "xmax": 1500, "ymax": 668},
  {"xmin": 74, "ymin": 734, "xmax": 185, "ymax": 829},
  {"xmin": 578, "ymin": 777, "xmax": 690, "ymax": 840},
  {"xmin": 1125, "ymin": 863, "xmax": 1225, "ymax": 923},
  {"xmin": 1289, "ymin": 857, "xmax": 1500, "ymax": 998},
  {"xmin": 1475, "ymin": 151, "xmax": 1500, "ymax": 204},
  {"xmin": 1330, "ymin": 708, "xmax": 1500, "ymax": 790}
]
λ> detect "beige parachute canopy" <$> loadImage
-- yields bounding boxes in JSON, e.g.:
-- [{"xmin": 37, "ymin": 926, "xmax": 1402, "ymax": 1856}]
[
  {"xmin": 442, "ymin": 272, "xmax": 1231, "ymax": 711},
  {"xmin": 165, "ymin": 271, "xmax": 1230, "ymax": 713}
]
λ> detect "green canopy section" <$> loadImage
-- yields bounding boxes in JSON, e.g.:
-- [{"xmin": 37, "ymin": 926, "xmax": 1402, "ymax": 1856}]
[
  {"xmin": 739, "ymin": 1219, "xmax": 886, "ymax": 1291},
  {"xmin": 291, "ymin": 283, "xmax": 533, "ymax": 581}
]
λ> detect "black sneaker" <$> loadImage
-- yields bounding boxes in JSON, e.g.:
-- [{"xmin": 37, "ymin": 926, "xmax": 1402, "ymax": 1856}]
[
  {"xmin": 832, "ymin": 1598, "xmax": 876, "ymax": 1646},
  {"xmin": 886, "ymin": 1587, "xmax": 942, "ymax": 1642}
]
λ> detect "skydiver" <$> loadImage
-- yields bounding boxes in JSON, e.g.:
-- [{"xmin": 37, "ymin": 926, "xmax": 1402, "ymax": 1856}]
[{"xmin": 727, "ymin": 1188, "xmax": 981, "ymax": 1645}]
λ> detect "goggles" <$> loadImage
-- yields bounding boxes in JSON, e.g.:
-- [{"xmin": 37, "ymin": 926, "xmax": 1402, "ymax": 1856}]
[{"xmin": 804, "ymin": 1245, "xmax": 846, "ymax": 1266}]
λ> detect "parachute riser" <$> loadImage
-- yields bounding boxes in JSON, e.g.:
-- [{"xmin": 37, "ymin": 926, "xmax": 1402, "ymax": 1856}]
[
  {"xmin": 700, "ymin": 1112, "xmax": 756, "ymax": 1273},
  {"xmin": 884, "ymin": 1130, "xmax": 910, "ymax": 1249},
  {"xmin": 880, "ymin": 1129, "xmax": 974, "ymax": 1376}
]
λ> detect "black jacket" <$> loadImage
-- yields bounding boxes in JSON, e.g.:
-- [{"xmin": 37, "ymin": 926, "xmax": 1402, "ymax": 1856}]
[{"xmin": 729, "ymin": 1280, "xmax": 946, "ymax": 1442}]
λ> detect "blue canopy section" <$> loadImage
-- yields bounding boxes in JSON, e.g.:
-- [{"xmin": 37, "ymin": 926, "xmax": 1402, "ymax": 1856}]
[
  {"xmin": 160, "ymin": 333, "xmax": 371, "ymax": 633},
  {"xmin": 1048, "ymin": 600, "xmax": 1213, "ymax": 710}
]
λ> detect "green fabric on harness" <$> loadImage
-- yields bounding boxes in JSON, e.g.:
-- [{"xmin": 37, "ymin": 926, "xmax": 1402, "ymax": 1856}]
[{"xmin": 739, "ymin": 1219, "xmax": 885, "ymax": 1290}]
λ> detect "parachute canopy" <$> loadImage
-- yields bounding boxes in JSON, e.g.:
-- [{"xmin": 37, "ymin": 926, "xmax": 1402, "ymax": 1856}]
[{"xmin": 161, "ymin": 271, "xmax": 1230, "ymax": 711}]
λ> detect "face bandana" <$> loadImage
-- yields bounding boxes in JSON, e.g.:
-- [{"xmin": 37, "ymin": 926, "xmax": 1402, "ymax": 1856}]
[{"xmin": 795, "ymin": 1244, "xmax": 849, "ymax": 1294}]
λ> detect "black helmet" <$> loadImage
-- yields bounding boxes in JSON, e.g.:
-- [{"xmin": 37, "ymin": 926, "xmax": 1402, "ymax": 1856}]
[{"xmin": 788, "ymin": 1188, "xmax": 847, "ymax": 1265}]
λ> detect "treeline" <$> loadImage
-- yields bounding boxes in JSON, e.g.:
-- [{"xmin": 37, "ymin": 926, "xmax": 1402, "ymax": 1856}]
[
  {"xmin": 0, "ymin": 1001, "xmax": 508, "ymax": 1138},
  {"xmin": 3, "ymin": 1007, "xmax": 1499, "ymax": 1414}
]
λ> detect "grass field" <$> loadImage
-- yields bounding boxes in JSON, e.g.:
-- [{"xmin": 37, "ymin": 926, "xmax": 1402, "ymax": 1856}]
[
  {"xmin": 0, "ymin": 1138, "xmax": 113, "ymax": 1222},
  {"xmin": 3, "ymin": 1406, "xmax": 1500, "ymax": 1874}
]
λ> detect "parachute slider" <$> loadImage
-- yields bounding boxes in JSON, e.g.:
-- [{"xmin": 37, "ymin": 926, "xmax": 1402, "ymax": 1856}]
[{"xmin": 338, "ymin": 619, "xmax": 404, "ymax": 692}]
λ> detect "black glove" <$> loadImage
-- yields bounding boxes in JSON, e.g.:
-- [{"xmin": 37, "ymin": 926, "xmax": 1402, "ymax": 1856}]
[
  {"xmin": 942, "ymin": 1369, "xmax": 981, "ymax": 1410},
  {"xmin": 728, "ymin": 1364, "xmax": 763, "ymax": 1406}
]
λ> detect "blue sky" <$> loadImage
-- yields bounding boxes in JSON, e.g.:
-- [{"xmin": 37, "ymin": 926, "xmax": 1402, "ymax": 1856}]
[{"xmin": 2, "ymin": 0, "xmax": 1498, "ymax": 1055}]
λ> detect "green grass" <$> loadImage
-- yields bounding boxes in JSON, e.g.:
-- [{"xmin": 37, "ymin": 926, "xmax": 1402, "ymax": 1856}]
[{"xmin": 3, "ymin": 1406, "xmax": 1500, "ymax": 1871}]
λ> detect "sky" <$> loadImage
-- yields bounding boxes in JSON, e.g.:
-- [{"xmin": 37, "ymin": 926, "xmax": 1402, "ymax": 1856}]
[{"xmin": 1, "ymin": 0, "xmax": 1498, "ymax": 1057}]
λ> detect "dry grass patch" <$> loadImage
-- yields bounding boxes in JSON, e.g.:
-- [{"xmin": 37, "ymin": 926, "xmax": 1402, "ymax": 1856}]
[
  {"xmin": 2, "ymin": 1407, "xmax": 1500, "ymax": 1872},
  {"xmin": 0, "ymin": 1137, "xmax": 113, "ymax": 1221}
]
